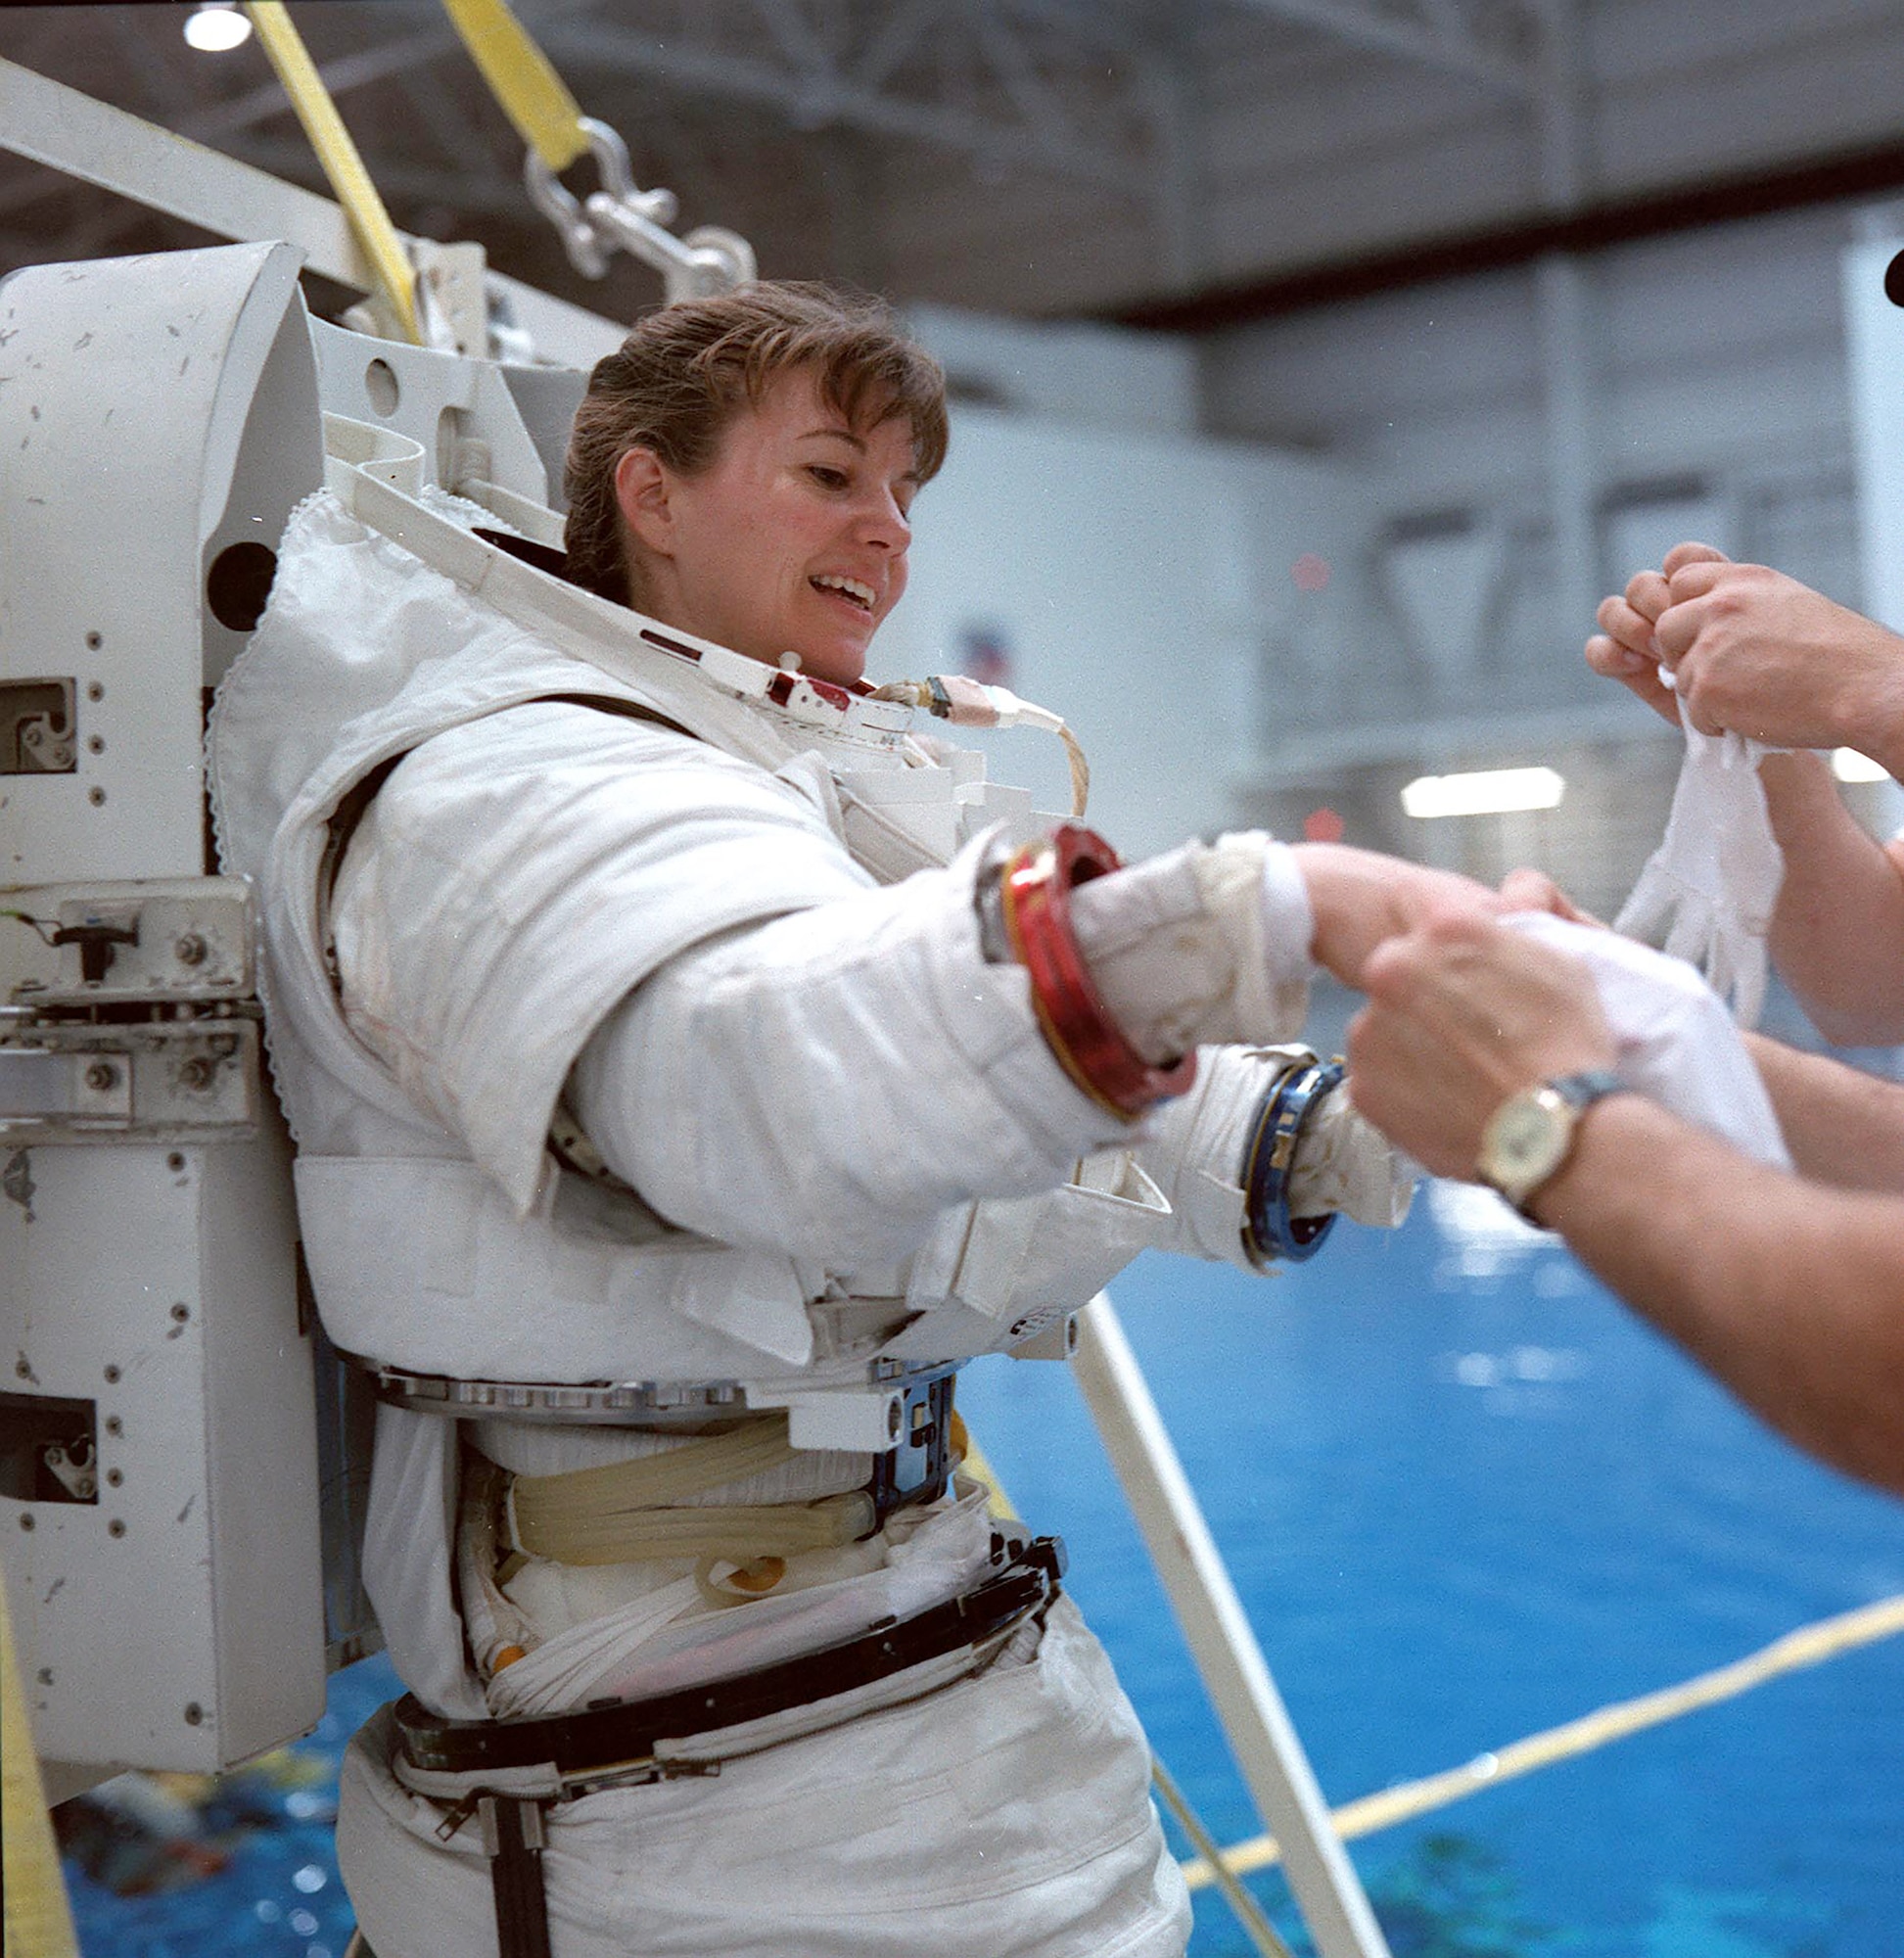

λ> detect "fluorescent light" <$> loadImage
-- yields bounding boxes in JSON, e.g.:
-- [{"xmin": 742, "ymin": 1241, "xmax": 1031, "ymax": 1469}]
[
  {"xmin": 184, "ymin": 4, "xmax": 252, "ymax": 53},
  {"xmin": 1401, "ymin": 767, "xmax": 1565, "ymax": 819},
  {"xmin": 1833, "ymin": 747, "xmax": 1891, "ymax": 784}
]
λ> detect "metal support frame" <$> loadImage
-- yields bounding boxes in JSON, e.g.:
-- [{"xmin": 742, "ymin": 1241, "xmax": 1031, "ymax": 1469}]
[
  {"xmin": 1073, "ymin": 1294, "xmax": 1393, "ymax": 1958},
  {"xmin": 1134, "ymin": 18, "xmax": 1210, "ymax": 296},
  {"xmin": 1530, "ymin": 0, "xmax": 1600, "ymax": 648},
  {"xmin": 534, "ymin": 7, "xmax": 1151, "ymax": 193},
  {"xmin": 0, "ymin": 59, "xmax": 624, "ymax": 369},
  {"xmin": 1223, "ymin": 0, "xmax": 1536, "ymax": 95}
]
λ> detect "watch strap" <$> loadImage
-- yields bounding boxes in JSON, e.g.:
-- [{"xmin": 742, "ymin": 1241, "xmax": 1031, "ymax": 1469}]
[
  {"xmin": 1508, "ymin": 1067, "xmax": 1628, "ymax": 1220},
  {"xmin": 1547, "ymin": 1068, "xmax": 1627, "ymax": 1115}
]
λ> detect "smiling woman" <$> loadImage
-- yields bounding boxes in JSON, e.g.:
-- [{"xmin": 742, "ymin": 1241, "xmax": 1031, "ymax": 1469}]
[
  {"xmin": 611, "ymin": 366, "xmax": 920, "ymax": 685},
  {"xmin": 561, "ymin": 281, "xmax": 949, "ymax": 690},
  {"xmin": 205, "ymin": 272, "xmax": 1499, "ymax": 1958}
]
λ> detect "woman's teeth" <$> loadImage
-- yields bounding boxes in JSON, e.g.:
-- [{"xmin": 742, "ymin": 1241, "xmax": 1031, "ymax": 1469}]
[{"xmin": 812, "ymin": 574, "xmax": 873, "ymax": 611}]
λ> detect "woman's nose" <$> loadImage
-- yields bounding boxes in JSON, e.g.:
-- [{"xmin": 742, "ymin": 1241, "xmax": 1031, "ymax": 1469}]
[{"xmin": 858, "ymin": 491, "xmax": 910, "ymax": 552}]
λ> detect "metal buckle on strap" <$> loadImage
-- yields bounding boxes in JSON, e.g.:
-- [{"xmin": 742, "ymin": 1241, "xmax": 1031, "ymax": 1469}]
[
  {"xmin": 394, "ymin": 1534, "xmax": 1066, "ymax": 1784},
  {"xmin": 865, "ymin": 1371, "xmax": 955, "ymax": 1529}
]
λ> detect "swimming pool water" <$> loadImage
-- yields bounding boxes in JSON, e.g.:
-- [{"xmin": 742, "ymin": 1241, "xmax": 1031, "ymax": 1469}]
[
  {"xmin": 962, "ymin": 1187, "xmax": 1904, "ymax": 1957},
  {"xmin": 61, "ymin": 1184, "xmax": 1904, "ymax": 1957}
]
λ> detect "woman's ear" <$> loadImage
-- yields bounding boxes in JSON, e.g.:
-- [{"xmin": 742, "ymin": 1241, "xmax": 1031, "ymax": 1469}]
[{"xmin": 613, "ymin": 447, "xmax": 674, "ymax": 557}]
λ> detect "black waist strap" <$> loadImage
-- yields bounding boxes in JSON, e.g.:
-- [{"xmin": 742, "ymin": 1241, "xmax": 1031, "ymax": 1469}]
[{"xmin": 395, "ymin": 1533, "xmax": 1065, "ymax": 1781}]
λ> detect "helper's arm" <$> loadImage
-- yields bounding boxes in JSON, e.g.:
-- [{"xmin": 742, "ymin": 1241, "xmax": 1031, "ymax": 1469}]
[
  {"xmin": 1744, "ymin": 1029, "xmax": 1904, "ymax": 1191},
  {"xmin": 1347, "ymin": 911, "xmax": 1904, "ymax": 1497},
  {"xmin": 1589, "ymin": 544, "xmax": 1904, "ymax": 1045},
  {"xmin": 1530, "ymin": 1096, "xmax": 1904, "ymax": 1496},
  {"xmin": 1756, "ymin": 754, "xmax": 1904, "ymax": 1046}
]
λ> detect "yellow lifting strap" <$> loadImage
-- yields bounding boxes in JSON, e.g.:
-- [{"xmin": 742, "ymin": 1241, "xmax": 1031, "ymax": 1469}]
[
  {"xmin": 242, "ymin": 2, "xmax": 423, "ymax": 345},
  {"xmin": 1, "ymin": 1562, "xmax": 80, "ymax": 1958},
  {"xmin": 438, "ymin": 0, "xmax": 590, "ymax": 172}
]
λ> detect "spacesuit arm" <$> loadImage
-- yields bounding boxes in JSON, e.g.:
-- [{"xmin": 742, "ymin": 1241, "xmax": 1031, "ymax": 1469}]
[
  {"xmin": 1134, "ymin": 1044, "xmax": 1416, "ymax": 1272},
  {"xmin": 335, "ymin": 705, "xmax": 1389, "ymax": 1265},
  {"xmin": 569, "ymin": 829, "xmax": 1145, "ymax": 1266},
  {"xmin": 574, "ymin": 827, "xmax": 1406, "ymax": 1267}
]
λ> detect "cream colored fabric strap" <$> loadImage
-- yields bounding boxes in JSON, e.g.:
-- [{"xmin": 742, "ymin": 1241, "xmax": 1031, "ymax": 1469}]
[
  {"xmin": 517, "ymin": 1494, "xmax": 877, "ymax": 1568},
  {"xmin": 507, "ymin": 1416, "xmax": 875, "ymax": 1566}
]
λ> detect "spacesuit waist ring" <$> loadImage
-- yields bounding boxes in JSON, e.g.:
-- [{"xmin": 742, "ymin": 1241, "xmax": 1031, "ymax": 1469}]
[{"xmin": 394, "ymin": 1532, "xmax": 1067, "ymax": 1787}]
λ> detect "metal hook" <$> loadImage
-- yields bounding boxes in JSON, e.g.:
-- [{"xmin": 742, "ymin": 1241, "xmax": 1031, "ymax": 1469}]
[
  {"xmin": 581, "ymin": 195, "xmax": 758, "ymax": 303},
  {"xmin": 524, "ymin": 117, "xmax": 681, "ymax": 280}
]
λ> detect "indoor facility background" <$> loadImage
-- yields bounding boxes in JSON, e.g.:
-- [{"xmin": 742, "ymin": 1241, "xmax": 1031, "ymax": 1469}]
[{"xmin": 7, "ymin": 0, "xmax": 1904, "ymax": 922}]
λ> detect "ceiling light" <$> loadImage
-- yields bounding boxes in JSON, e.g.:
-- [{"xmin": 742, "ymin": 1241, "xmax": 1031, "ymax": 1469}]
[
  {"xmin": 1401, "ymin": 767, "xmax": 1565, "ymax": 819},
  {"xmin": 1832, "ymin": 748, "xmax": 1890, "ymax": 783},
  {"xmin": 184, "ymin": 4, "xmax": 252, "ymax": 53}
]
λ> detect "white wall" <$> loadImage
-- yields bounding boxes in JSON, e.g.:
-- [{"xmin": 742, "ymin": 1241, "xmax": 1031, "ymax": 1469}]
[
  {"xmin": 876, "ymin": 402, "xmax": 1379, "ymax": 858},
  {"xmin": 906, "ymin": 303, "xmax": 1200, "ymax": 435},
  {"xmin": 1201, "ymin": 200, "xmax": 1869, "ymax": 740}
]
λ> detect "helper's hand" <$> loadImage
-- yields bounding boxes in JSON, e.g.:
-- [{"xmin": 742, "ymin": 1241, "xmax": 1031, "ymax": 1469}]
[
  {"xmin": 1652, "ymin": 557, "xmax": 1904, "ymax": 750},
  {"xmin": 1498, "ymin": 865, "xmax": 1604, "ymax": 927},
  {"xmin": 1345, "ymin": 911, "xmax": 1616, "ymax": 1180},
  {"xmin": 1585, "ymin": 538, "xmax": 1730, "ymax": 725},
  {"xmin": 1291, "ymin": 843, "xmax": 1506, "ymax": 990}
]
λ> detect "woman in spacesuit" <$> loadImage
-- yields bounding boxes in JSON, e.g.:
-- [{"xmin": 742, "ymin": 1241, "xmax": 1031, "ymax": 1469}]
[{"xmin": 216, "ymin": 280, "xmax": 1506, "ymax": 1958}]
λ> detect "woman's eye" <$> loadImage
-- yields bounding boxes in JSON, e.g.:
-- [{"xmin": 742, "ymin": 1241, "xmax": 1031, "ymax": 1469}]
[{"xmin": 808, "ymin": 465, "xmax": 850, "ymax": 490}]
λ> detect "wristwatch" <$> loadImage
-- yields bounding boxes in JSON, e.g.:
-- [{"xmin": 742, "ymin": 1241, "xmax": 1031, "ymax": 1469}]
[{"xmin": 1474, "ymin": 1069, "xmax": 1628, "ymax": 1220}]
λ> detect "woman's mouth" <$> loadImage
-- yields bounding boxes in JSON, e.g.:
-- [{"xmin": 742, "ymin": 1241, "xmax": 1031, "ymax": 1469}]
[{"xmin": 811, "ymin": 573, "xmax": 875, "ymax": 614}]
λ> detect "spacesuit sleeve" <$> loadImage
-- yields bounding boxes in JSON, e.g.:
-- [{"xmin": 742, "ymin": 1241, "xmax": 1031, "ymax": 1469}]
[
  {"xmin": 573, "ymin": 830, "xmax": 1413, "ymax": 1268},
  {"xmin": 570, "ymin": 831, "xmax": 1148, "ymax": 1265},
  {"xmin": 331, "ymin": 701, "xmax": 886, "ymax": 1210},
  {"xmin": 1132, "ymin": 1044, "xmax": 1415, "ymax": 1271},
  {"xmin": 333, "ymin": 701, "xmax": 1138, "ymax": 1252}
]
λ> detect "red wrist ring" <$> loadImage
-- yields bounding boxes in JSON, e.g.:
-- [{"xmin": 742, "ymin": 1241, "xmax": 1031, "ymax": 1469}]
[{"xmin": 999, "ymin": 825, "xmax": 1198, "ymax": 1121}]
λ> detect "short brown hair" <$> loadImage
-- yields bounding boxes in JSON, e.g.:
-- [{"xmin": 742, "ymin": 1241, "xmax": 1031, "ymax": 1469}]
[{"xmin": 563, "ymin": 282, "xmax": 950, "ymax": 606}]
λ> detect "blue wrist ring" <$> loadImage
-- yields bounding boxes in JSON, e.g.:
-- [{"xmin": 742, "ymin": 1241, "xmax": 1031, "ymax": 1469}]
[{"xmin": 1239, "ymin": 1057, "xmax": 1345, "ymax": 1269}]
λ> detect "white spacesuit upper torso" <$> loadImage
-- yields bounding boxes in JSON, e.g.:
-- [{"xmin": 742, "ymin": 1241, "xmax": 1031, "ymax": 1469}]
[
  {"xmin": 207, "ymin": 472, "xmax": 1346, "ymax": 1726},
  {"xmin": 193, "ymin": 435, "xmax": 1426, "ymax": 1958}
]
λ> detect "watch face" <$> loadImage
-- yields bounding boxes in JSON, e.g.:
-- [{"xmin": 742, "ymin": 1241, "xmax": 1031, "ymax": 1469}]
[{"xmin": 1481, "ymin": 1090, "xmax": 1570, "ymax": 1199}]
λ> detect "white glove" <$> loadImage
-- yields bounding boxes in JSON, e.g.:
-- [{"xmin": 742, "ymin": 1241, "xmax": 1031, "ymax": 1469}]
[
  {"xmin": 1508, "ymin": 911, "xmax": 1790, "ymax": 1168},
  {"xmin": 1613, "ymin": 694, "xmax": 1785, "ymax": 1029}
]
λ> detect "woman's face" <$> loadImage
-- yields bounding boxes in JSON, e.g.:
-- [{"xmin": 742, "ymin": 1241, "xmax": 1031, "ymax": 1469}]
[{"xmin": 615, "ymin": 365, "xmax": 919, "ymax": 687}]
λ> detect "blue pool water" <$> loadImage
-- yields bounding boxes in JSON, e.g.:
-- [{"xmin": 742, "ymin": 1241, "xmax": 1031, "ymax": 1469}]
[
  {"xmin": 963, "ymin": 1189, "xmax": 1904, "ymax": 1957},
  {"xmin": 62, "ymin": 1186, "xmax": 1904, "ymax": 1956}
]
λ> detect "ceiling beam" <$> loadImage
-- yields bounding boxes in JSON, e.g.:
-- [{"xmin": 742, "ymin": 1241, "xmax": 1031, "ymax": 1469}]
[
  {"xmin": 1223, "ymin": 0, "xmax": 1533, "ymax": 95},
  {"xmin": 185, "ymin": 26, "xmax": 463, "ymax": 142},
  {"xmin": 0, "ymin": 25, "xmax": 459, "ymax": 224},
  {"xmin": 1112, "ymin": 130, "xmax": 1904, "ymax": 330},
  {"xmin": 211, "ymin": 133, "xmax": 533, "ymax": 218},
  {"xmin": 538, "ymin": 19, "xmax": 1147, "ymax": 192},
  {"xmin": 848, "ymin": 0, "xmax": 950, "ymax": 94}
]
